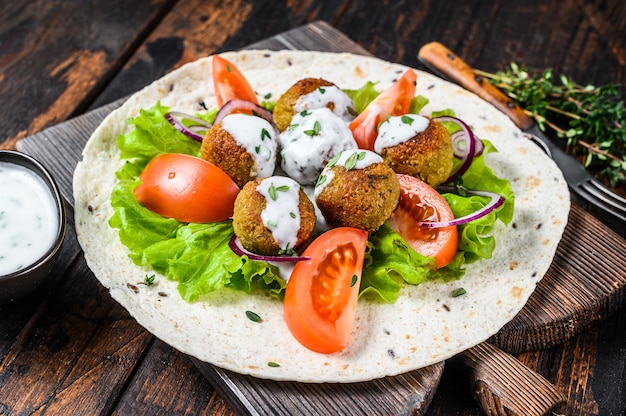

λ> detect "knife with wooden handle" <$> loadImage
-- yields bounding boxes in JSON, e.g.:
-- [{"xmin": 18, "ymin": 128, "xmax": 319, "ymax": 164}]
[{"xmin": 418, "ymin": 41, "xmax": 534, "ymax": 130}]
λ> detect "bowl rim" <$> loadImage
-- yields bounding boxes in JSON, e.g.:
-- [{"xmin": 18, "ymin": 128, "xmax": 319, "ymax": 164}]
[{"xmin": 0, "ymin": 150, "xmax": 67, "ymax": 280}]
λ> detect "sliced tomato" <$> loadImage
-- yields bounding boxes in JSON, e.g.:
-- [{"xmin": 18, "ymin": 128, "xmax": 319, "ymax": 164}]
[
  {"xmin": 388, "ymin": 174, "xmax": 458, "ymax": 268},
  {"xmin": 349, "ymin": 69, "xmax": 417, "ymax": 151},
  {"xmin": 135, "ymin": 153, "xmax": 239, "ymax": 223},
  {"xmin": 283, "ymin": 227, "xmax": 368, "ymax": 354},
  {"xmin": 212, "ymin": 55, "xmax": 259, "ymax": 107}
]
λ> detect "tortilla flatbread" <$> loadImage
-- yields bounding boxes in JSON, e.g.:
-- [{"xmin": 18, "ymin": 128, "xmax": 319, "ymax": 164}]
[{"xmin": 72, "ymin": 50, "xmax": 570, "ymax": 382}]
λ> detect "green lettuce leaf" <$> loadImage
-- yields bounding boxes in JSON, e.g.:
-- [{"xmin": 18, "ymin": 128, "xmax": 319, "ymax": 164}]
[{"xmin": 116, "ymin": 102, "xmax": 202, "ymax": 166}]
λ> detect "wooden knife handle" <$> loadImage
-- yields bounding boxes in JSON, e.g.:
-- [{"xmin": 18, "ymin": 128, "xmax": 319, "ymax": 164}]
[
  {"xmin": 418, "ymin": 42, "xmax": 535, "ymax": 130},
  {"xmin": 460, "ymin": 343, "xmax": 566, "ymax": 416}
]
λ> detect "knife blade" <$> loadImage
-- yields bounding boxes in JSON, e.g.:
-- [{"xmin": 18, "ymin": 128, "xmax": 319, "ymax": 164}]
[{"xmin": 417, "ymin": 41, "xmax": 626, "ymax": 222}]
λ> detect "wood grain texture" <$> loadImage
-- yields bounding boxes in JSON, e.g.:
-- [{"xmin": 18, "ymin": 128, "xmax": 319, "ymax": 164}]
[
  {"xmin": 194, "ymin": 359, "xmax": 443, "ymax": 416},
  {"xmin": 0, "ymin": 235, "xmax": 153, "ymax": 415},
  {"xmin": 112, "ymin": 340, "xmax": 232, "ymax": 416},
  {"xmin": 0, "ymin": 0, "xmax": 176, "ymax": 150},
  {"xmin": 461, "ymin": 343, "xmax": 565, "ymax": 416}
]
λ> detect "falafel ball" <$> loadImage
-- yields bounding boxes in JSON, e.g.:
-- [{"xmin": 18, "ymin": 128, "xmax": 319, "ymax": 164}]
[
  {"xmin": 278, "ymin": 107, "xmax": 358, "ymax": 186},
  {"xmin": 273, "ymin": 78, "xmax": 356, "ymax": 132},
  {"xmin": 232, "ymin": 176, "xmax": 316, "ymax": 255},
  {"xmin": 201, "ymin": 113, "xmax": 277, "ymax": 188},
  {"xmin": 374, "ymin": 114, "xmax": 454, "ymax": 187},
  {"xmin": 314, "ymin": 149, "xmax": 400, "ymax": 232}
]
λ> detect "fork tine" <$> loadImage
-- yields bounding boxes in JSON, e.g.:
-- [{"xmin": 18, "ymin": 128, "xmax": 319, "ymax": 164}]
[{"xmin": 579, "ymin": 179, "xmax": 626, "ymax": 221}]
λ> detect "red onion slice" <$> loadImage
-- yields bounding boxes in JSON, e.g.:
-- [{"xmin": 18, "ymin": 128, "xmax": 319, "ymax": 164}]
[
  {"xmin": 165, "ymin": 111, "xmax": 211, "ymax": 142},
  {"xmin": 435, "ymin": 116, "xmax": 482, "ymax": 182},
  {"xmin": 214, "ymin": 99, "xmax": 276, "ymax": 128},
  {"xmin": 228, "ymin": 235, "xmax": 311, "ymax": 263},
  {"xmin": 416, "ymin": 187, "xmax": 505, "ymax": 228}
]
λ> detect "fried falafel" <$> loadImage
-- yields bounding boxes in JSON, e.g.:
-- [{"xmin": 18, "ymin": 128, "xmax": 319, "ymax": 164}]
[
  {"xmin": 314, "ymin": 149, "xmax": 400, "ymax": 232},
  {"xmin": 201, "ymin": 113, "xmax": 277, "ymax": 188},
  {"xmin": 374, "ymin": 114, "xmax": 454, "ymax": 187},
  {"xmin": 232, "ymin": 176, "xmax": 316, "ymax": 255},
  {"xmin": 274, "ymin": 78, "xmax": 356, "ymax": 132},
  {"xmin": 278, "ymin": 107, "xmax": 357, "ymax": 185}
]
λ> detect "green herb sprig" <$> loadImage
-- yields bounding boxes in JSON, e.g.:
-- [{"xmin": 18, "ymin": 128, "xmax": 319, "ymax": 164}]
[{"xmin": 477, "ymin": 63, "xmax": 626, "ymax": 189}]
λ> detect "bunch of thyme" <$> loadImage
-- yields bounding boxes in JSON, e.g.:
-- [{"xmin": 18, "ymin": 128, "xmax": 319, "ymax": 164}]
[{"xmin": 476, "ymin": 63, "xmax": 626, "ymax": 189}]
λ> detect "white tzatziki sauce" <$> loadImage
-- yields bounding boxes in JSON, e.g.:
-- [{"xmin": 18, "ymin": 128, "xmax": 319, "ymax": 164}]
[
  {"xmin": 278, "ymin": 107, "xmax": 357, "ymax": 185},
  {"xmin": 0, "ymin": 162, "xmax": 59, "ymax": 275},
  {"xmin": 221, "ymin": 113, "xmax": 277, "ymax": 179},
  {"xmin": 294, "ymin": 85, "xmax": 356, "ymax": 122},
  {"xmin": 256, "ymin": 176, "xmax": 302, "ymax": 252},
  {"xmin": 374, "ymin": 114, "xmax": 430, "ymax": 154},
  {"xmin": 314, "ymin": 149, "xmax": 383, "ymax": 198},
  {"xmin": 302, "ymin": 185, "xmax": 330, "ymax": 234}
]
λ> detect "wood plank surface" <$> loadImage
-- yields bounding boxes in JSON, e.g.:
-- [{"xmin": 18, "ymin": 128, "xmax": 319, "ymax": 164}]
[
  {"xmin": 2, "ymin": 1, "xmax": 626, "ymax": 415},
  {"xmin": 0, "ymin": 0, "xmax": 177, "ymax": 150}
]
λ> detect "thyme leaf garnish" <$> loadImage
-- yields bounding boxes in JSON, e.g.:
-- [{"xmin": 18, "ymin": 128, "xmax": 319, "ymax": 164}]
[
  {"xmin": 478, "ymin": 63, "xmax": 626, "ymax": 188},
  {"xmin": 143, "ymin": 274, "xmax": 155, "ymax": 286},
  {"xmin": 303, "ymin": 120, "xmax": 321, "ymax": 137},
  {"xmin": 344, "ymin": 151, "xmax": 366, "ymax": 170},
  {"xmin": 245, "ymin": 310, "xmax": 262, "ymax": 322},
  {"xmin": 452, "ymin": 287, "xmax": 466, "ymax": 297},
  {"xmin": 401, "ymin": 115, "xmax": 414, "ymax": 125},
  {"xmin": 350, "ymin": 274, "xmax": 358, "ymax": 287}
]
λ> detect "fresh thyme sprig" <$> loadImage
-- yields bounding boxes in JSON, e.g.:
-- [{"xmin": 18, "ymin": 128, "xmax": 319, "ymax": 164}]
[{"xmin": 476, "ymin": 63, "xmax": 626, "ymax": 189}]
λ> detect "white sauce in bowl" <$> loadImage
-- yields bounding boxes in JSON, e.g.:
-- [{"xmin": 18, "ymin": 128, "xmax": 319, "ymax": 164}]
[{"xmin": 0, "ymin": 162, "xmax": 59, "ymax": 275}]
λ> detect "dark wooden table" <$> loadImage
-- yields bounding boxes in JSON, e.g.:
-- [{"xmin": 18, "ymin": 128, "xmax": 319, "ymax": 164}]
[{"xmin": 1, "ymin": 1, "xmax": 625, "ymax": 415}]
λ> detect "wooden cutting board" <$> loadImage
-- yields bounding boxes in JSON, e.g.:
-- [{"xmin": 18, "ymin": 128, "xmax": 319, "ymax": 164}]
[{"xmin": 16, "ymin": 21, "xmax": 626, "ymax": 415}]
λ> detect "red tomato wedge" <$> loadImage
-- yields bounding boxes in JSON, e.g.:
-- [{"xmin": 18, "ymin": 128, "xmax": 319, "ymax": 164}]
[
  {"xmin": 212, "ymin": 55, "xmax": 259, "ymax": 107},
  {"xmin": 388, "ymin": 174, "xmax": 459, "ymax": 268},
  {"xmin": 135, "ymin": 153, "xmax": 240, "ymax": 223},
  {"xmin": 283, "ymin": 227, "xmax": 368, "ymax": 354},
  {"xmin": 349, "ymin": 69, "xmax": 417, "ymax": 151}
]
